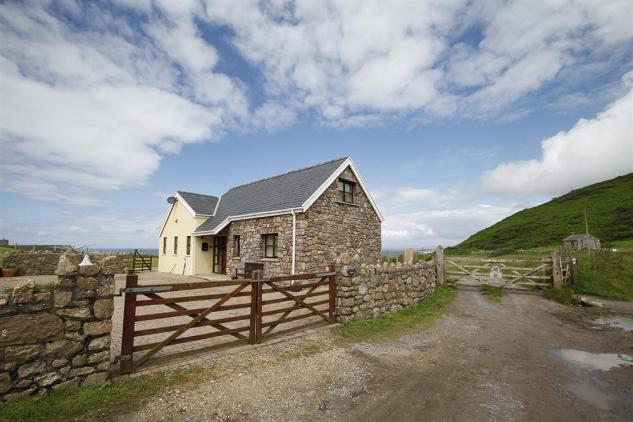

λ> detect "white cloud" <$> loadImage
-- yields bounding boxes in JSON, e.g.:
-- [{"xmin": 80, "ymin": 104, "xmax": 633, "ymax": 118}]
[
  {"xmin": 0, "ymin": 2, "xmax": 244, "ymax": 204},
  {"xmin": 482, "ymin": 82, "xmax": 633, "ymax": 196},
  {"xmin": 205, "ymin": 0, "xmax": 633, "ymax": 123}
]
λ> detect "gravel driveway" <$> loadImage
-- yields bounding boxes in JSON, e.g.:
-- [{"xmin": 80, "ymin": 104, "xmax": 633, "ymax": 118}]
[{"xmin": 120, "ymin": 288, "xmax": 633, "ymax": 421}]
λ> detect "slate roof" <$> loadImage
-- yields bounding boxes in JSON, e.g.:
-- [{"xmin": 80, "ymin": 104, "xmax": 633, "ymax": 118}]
[
  {"xmin": 564, "ymin": 234, "xmax": 599, "ymax": 241},
  {"xmin": 194, "ymin": 157, "xmax": 348, "ymax": 234},
  {"xmin": 177, "ymin": 191, "xmax": 219, "ymax": 216}
]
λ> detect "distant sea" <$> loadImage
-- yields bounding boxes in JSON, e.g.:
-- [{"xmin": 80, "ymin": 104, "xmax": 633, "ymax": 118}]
[
  {"xmin": 88, "ymin": 248, "xmax": 159, "ymax": 256},
  {"xmin": 381, "ymin": 247, "xmax": 436, "ymax": 257}
]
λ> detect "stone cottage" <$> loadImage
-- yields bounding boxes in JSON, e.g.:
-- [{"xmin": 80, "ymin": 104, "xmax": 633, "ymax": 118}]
[
  {"xmin": 563, "ymin": 234, "xmax": 601, "ymax": 251},
  {"xmin": 158, "ymin": 157, "xmax": 383, "ymax": 277}
]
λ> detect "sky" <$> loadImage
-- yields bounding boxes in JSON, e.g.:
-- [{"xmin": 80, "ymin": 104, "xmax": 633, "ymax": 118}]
[{"xmin": 0, "ymin": 0, "xmax": 632, "ymax": 250}]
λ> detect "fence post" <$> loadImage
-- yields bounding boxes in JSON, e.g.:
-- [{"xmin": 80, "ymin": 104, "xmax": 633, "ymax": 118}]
[
  {"xmin": 570, "ymin": 257, "xmax": 578, "ymax": 285},
  {"xmin": 328, "ymin": 263, "xmax": 336, "ymax": 323},
  {"xmin": 436, "ymin": 246, "xmax": 445, "ymax": 285},
  {"xmin": 552, "ymin": 250, "xmax": 563, "ymax": 289},
  {"xmin": 249, "ymin": 270, "xmax": 263, "ymax": 344},
  {"xmin": 120, "ymin": 273, "xmax": 138, "ymax": 374}
]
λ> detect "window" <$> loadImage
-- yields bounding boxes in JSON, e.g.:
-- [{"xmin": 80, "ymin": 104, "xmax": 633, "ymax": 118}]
[
  {"xmin": 262, "ymin": 233, "xmax": 278, "ymax": 258},
  {"xmin": 162, "ymin": 237, "xmax": 167, "ymax": 255},
  {"xmin": 232, "ymin": 235, "xmax": 241, "ymax": 257},
  {"xmin": 173, "ymin": 236, "xmax": 178, "ymax": 255},
  {"xmin": 338, "ymin": 179, "xmax": 355, "ymax": 204},
  {"xmin": 186, "ymin": 236, "xmax": 191, "ymax": 256}
]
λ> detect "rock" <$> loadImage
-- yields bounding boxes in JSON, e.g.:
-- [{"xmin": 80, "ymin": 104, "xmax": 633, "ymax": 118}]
[
  {"xmin": 62, "ymin": 322, "xmax": 79, "ymax": 334},
  {"xmin": 33, "ymin": 292, "xmax": 52, "ymax": 303},
  {"xmin": 17, "ymin": 361, "xmax": 47, "ymax": 378},
  {"xmin": 64, "ymin": 332, "xmax": 85, "ymax": 342},
  {"xmin": 56, "ymin": 277, "xmax": 75, "ymax": 288},
  {"xmin": 96, "ymin": 361, "xmax": 110, "ymax": 371},
  {"xmin": 82, "ymin": 372, "xmax": 108, "ymax": 386},
  {"xmin": 16, "ymin": 379, "xmax": 32, "ymax": 389},
  {"xmin": 52, "ymin": 358, "xmax": 68, "ymax": 368},
  {"xmin": 580, "ymin": 296, "xmax": 605, "ymax": 307},
  {"xmin": 79, "ymin": 264, "xmax": 99, "ymax": 276},
  {"xmin": 52, "ymin": 378, "xmax": 80, "ymax": 391},
  {"xmin": 56, "ymin": 307, "xmax": 92, "ymax": 320},
  {"xmin": 102, "ymin": 256, "xmax": 121, "ymax": 275},
  {"xmin": 72, "ymin": 355, "xmax": 87, "ymax": 367},
  {"xmin": 56, "ymin": 254, "xmax": 78, "ymax": 276},
  {"xmin": 0, "ymin": 372, "xmax": 11, "ymax": 394},
  {"xmin": 2, "ymin": 362, "xmax": 17, "ymax": 372},
  {"xmin": 3, "ymin": 387, "xmax": 37, "ymax": 402},
  {"xmin": 96, "ymin": 285, "xmax": 114, "ymax": 298},
  {"xmin": 0, "ymin": 313, "xmax": 63, "ymax": 346},
  {"xmin": 69, "ymin": 367, "xmax": 94, "ymax": 377},
  {"xmin": 42, "ymin": 340, "xmax": 83, "ymax": 358},
  {"xmin": 12, "ymin": 281, "xmax": 35, "ymax": 304},
  {"xmin": 54, "ymin": 291, "xmax": 73, "ymax": 308},
  {"xmin": 4, "ymin": 345, "xmax": 40, "ymax": 362},
  {"xmin": 93, "ymin": 299, "xmax": 113, "ymax": 319},
  {"xmin": 78, "ymin": 277, "xmax": 97, "ymax": 290},
  {"xmin": 83, "ymin": 320, "xmax": 112, "ymax": 336},
  {"xmin": 88, "ymin": 335, "xmax": 110, "ymax": 351},
  {"xmin": 35, "ymin": 372, "xmax": 61, "ymax": 387},
  {"xmin": 87, "ymin": 351, "xmax": 109, "ymax": 364}
]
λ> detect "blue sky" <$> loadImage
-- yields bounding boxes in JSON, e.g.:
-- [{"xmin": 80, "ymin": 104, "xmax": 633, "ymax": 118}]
[{"xmin": 1, "ymin": 0, "xmax": 632, "ymax": 249}]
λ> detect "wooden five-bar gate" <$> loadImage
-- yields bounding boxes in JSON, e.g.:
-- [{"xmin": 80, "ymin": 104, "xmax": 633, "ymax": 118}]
[
  {"xmin": 119, "ymin": 264, "xmax": 336, "ymax": 373},
  {"xmin": 444, "ymin": 256, "xmax": 555, "ymax": 288}
]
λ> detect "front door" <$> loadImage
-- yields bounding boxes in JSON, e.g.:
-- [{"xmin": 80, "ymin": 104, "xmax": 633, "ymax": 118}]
[{"xmin": 213, "ymin": 236, "xmax": 227, "ymax": 274}]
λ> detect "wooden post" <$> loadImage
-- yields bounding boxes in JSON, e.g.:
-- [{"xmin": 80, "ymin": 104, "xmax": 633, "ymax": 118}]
[
  {"xmin": 328, "ymin": 263, "xmax": 336, "ymax": 323},
  {"xmin": 436, "ymin": 246, "xmax": 445, "ymax": 285},
  {"xmin": 551, "ymin": 250, "xmax": 563, "ymax": 289},
  {"xmin": 570, "ymin": 257, "xmax": 578, "ymax": 285},
  {"xmin": 120, "ymin": 273, "xmax": 138, "ymax": 374},
  {"xmin": 249, "ymin": 270, "xmax": 263, "ymax": 344}
]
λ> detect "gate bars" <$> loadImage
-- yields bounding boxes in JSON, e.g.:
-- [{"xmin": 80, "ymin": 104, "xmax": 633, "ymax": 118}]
[{"xmin": 120, "ymin": 264, "xmax": 336, "ymax": 373}]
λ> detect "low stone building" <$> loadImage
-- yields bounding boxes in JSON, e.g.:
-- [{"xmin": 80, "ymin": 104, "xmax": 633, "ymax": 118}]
[
  {"xmin": 563, "ymin": 234, "xmax": 601, "ymax": 251},
  {"xmin": 158, "ymin": 157, "xmax": 383, "ymax": 277}
]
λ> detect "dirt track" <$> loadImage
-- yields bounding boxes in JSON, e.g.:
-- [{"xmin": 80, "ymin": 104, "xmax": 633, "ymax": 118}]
[{"xmin": 123, "ymin": 288, "xmax": 633, "ymax": 421}]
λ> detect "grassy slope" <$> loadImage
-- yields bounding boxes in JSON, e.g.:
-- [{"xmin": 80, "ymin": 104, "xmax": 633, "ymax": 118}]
[{"xmin": 451, "ymin": 173, "xmax": 633, "ymax": 253}]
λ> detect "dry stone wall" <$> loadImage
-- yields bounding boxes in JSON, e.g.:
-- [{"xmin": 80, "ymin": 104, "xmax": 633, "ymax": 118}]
[
  {"xmin": 3, "ymin": 252, "xmax": 129, "ymax": 276},
  {"xmin": 336, "ymin": 261, "xmax": 436, "ymax": 323},
  {"xmin": 0, "ymin": 255, "xmax": 116, "ymax": 401}
]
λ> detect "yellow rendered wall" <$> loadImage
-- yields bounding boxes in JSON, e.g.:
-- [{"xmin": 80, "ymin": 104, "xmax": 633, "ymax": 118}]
[{"xmin": 157, "ymin": 200, "xmax": 206, "ymax": 275}]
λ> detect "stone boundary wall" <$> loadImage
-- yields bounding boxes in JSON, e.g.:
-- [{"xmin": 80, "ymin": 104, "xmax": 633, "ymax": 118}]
[
  {"xmin": 3, "ymin": 252, "xmax": 129, "ymax": 276},
  {"xmin": 336, "ymin": 261, "xmax": 437, "ymax": 323},
  {"xmin": 0, "ymin": 255, "xmax": 116, "ymax": 402}
]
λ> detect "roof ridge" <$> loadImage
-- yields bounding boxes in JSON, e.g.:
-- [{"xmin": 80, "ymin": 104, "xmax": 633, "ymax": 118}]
[
  {"xmin": 177, "ymin": 190, "xmax": 219, "ymax": 199},
  {"xmin": 225, "ymin": 156, "xmax": 350, "ymax": 193}
]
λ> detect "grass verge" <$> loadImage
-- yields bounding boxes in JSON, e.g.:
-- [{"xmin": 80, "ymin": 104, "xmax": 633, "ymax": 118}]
[
  {"xmin": 543, "ymin": 286, "xmax": 580, "ymax": 306},
  {"xmin": 480, "ymin": 284, "xmax": 504, "ymax": 301},
  {"xmin": 573, "ymin": 250, "xmax": 633, "ymax": 301},
  {"xmin": 0, "ymin": 366, "xmax": 207, "ymax": 422},
  {"xmin": 336, "ymin": 284, "xmax": 456, "ymax": 341}
]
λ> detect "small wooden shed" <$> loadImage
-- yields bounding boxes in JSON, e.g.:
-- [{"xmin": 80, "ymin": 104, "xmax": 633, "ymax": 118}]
[{"xmin": 563, "ymin": 234, "xmax": 601, "ymax": 251}]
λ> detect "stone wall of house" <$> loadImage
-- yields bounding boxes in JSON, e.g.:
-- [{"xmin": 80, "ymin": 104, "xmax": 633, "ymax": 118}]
[
  {"xmin": 3, "ymin": 252, "xmax": 129, "ymax": 276},
  {"xmin": 300, "ymin": 166, "xmax": 381, "ymax": 273},
  {"xmin": 223, "ymin": 214, "xmax": 302, "ymax": 277},
  {"xmin": 0, "ymin": 255, "xmax": 115, "ymax": 402},
  {"xmin": 223, "ymin": 166, "xmax": 381, "ymax": 278},
  {"xmin": 336, "ymin": 261, "xmax": 436, "ymax": 323}
]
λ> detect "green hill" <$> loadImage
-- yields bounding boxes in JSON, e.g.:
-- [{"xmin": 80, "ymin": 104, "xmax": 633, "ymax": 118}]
[{"xmin": 452, "ymin": 173, "xmax": 633, "ymax": 253}]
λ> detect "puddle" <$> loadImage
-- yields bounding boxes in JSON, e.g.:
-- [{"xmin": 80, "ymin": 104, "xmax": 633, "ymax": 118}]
[
  {"xmin": 591, "ymin": 315, "xmax": 633, "ymax": 332},
  {"xmin": 565, "ymin": 380, "xmax": 613, "ymax": 410},
  {"xmin": 550, "ymin": 348, "xmax": 633, "ymax": 371}
]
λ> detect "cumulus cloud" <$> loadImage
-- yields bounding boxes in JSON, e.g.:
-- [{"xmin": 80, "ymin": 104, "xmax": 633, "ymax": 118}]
[
  {"xmin": 374, "ymin": 185, "xmax": 522, "ymax": 247},
  {"xmin": 1, "ymin": 0, "xmax": 632, "ymax": 208},
  {"xmin": 0, "ymin": 1, "xmax": 244, "ymax": 204},
  {"xmin": 205, "ymin": 0, "xmax": 633, "ymax": 123},
  {"xmin": 482, "ymin": 81, "xmax": 633, "ymax": 196}
]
